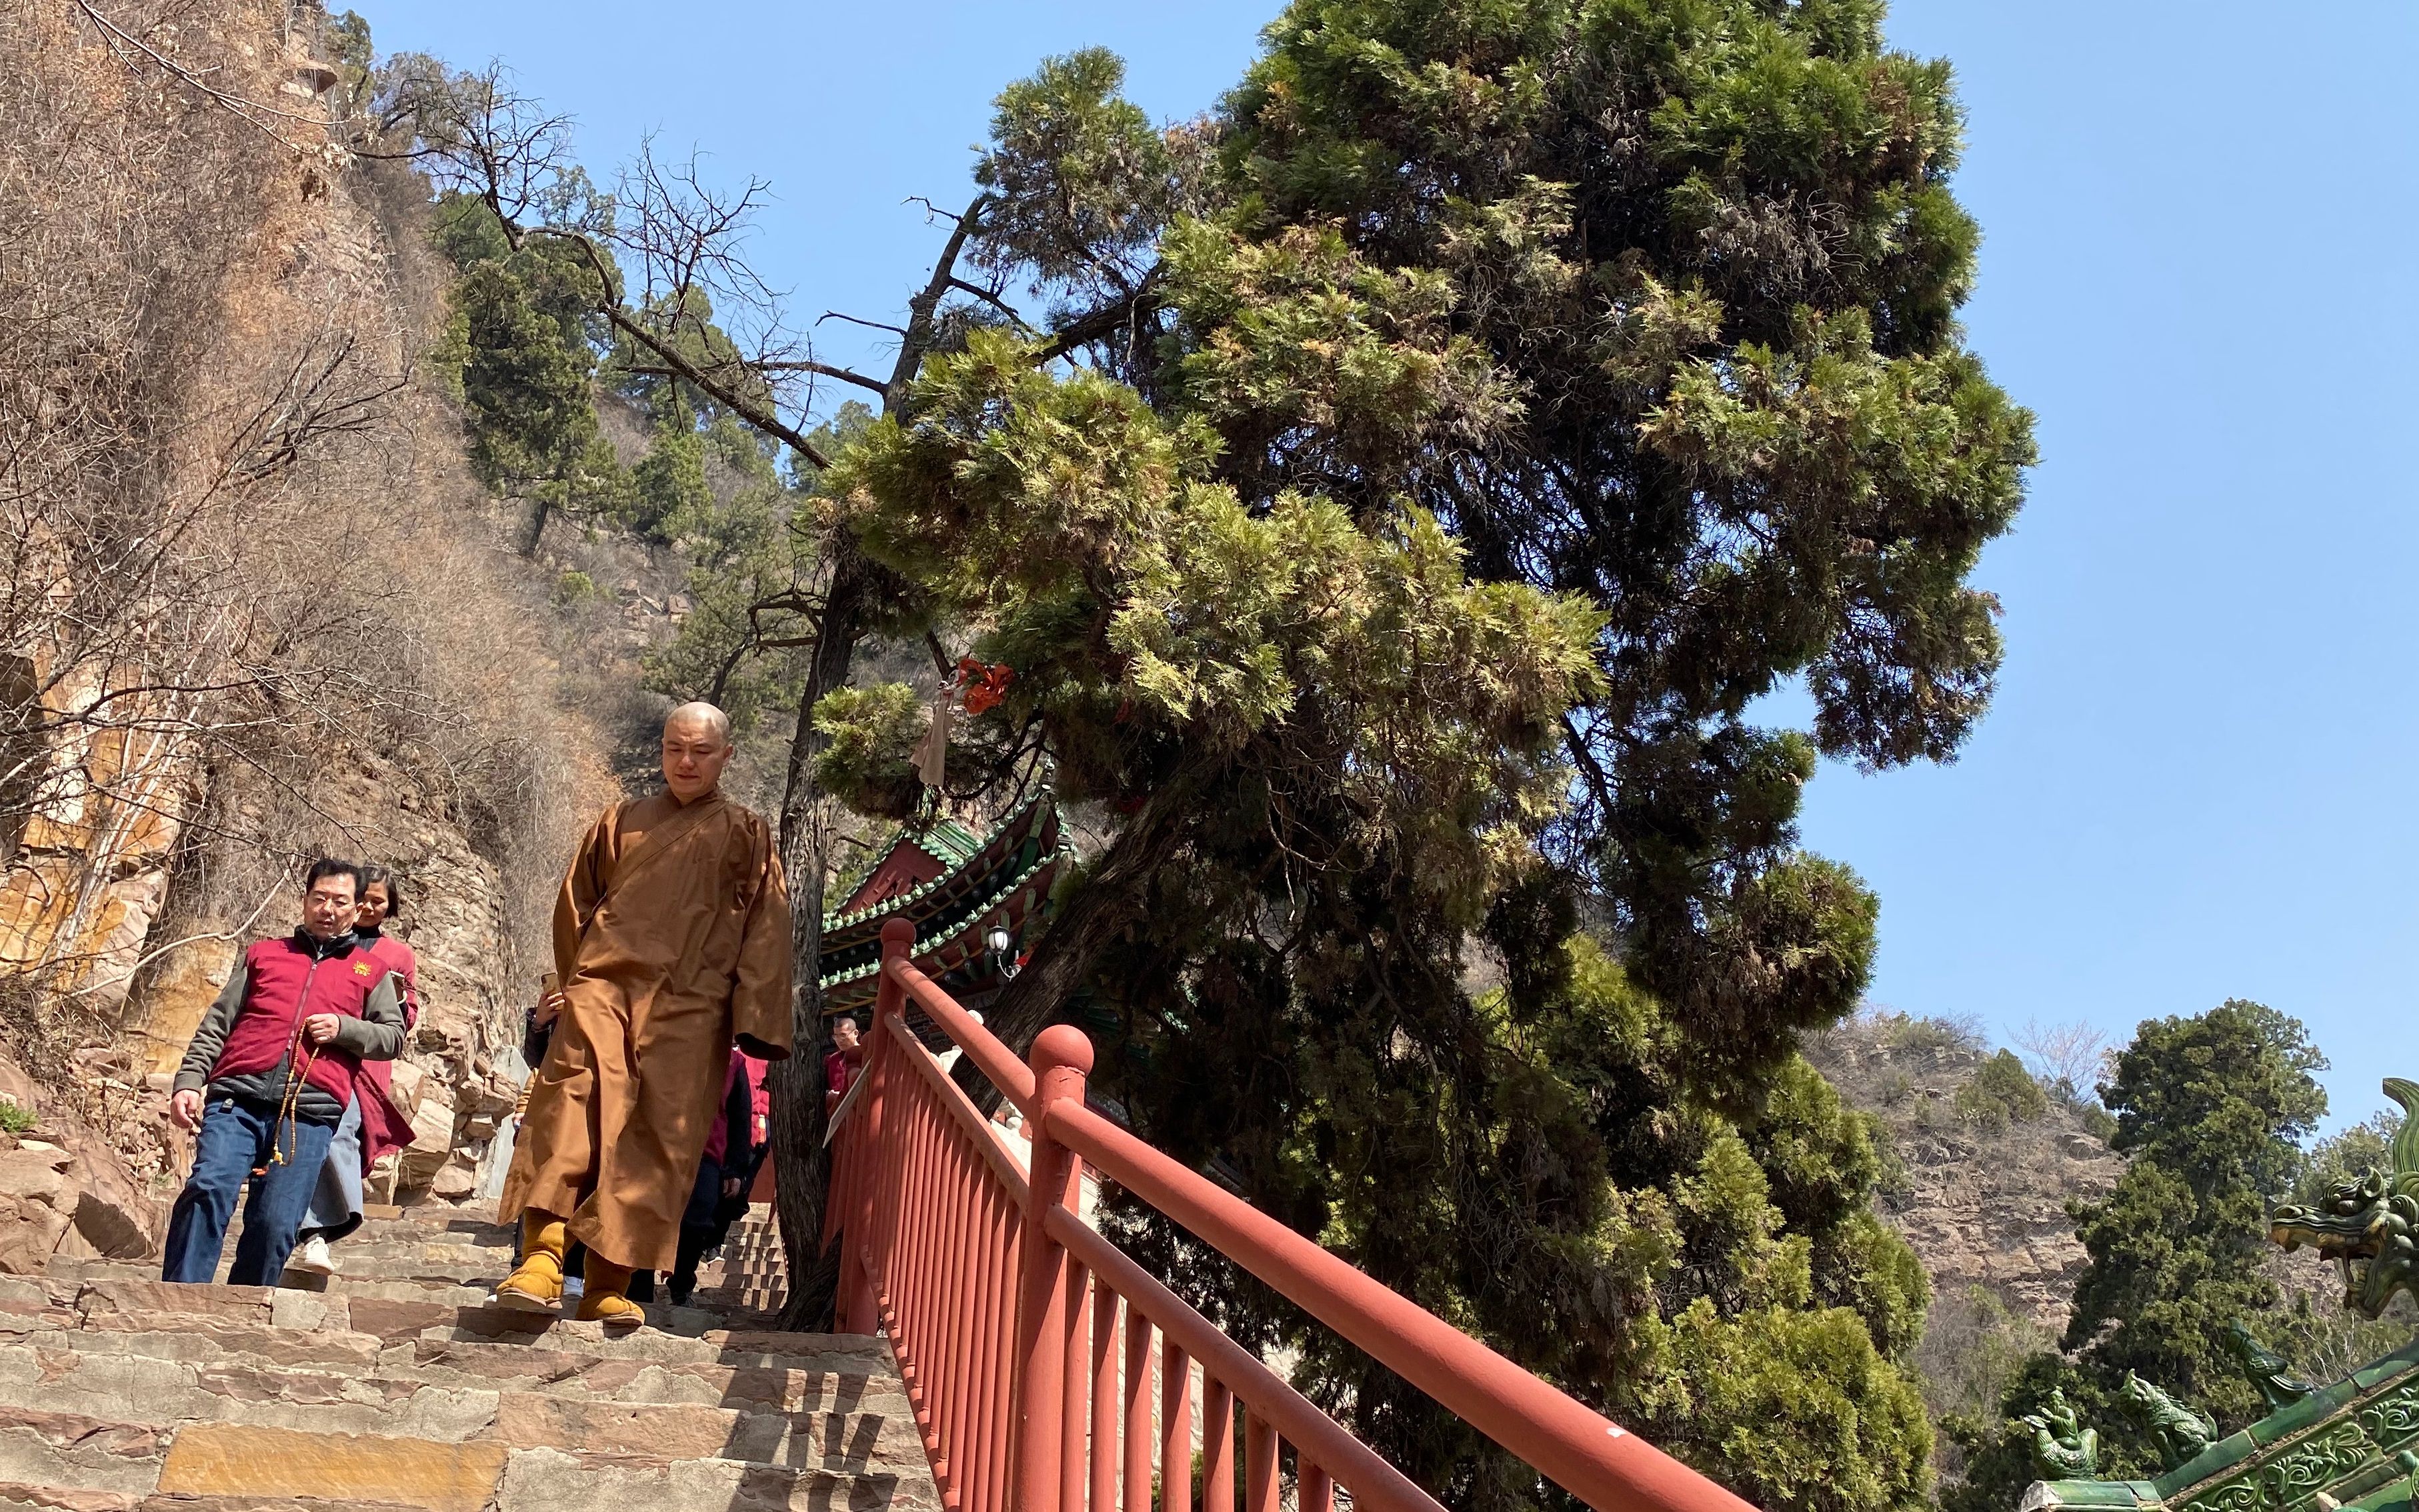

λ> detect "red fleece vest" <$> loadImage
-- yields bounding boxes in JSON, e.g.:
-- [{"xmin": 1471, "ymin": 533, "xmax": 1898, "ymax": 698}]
[
  {"xmin": 355, "ymin": 933, "xmax": 421, "ymax": 1162},
  {"xmin": 211, "ymin": 935, "xmax": 393, "ymax": 1103}
]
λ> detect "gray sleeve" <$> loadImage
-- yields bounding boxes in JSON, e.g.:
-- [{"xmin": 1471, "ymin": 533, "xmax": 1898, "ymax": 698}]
[
  {"xmin": 173, "ymin": 952, "xmax": 249, "ymax": 1095},
  {"xmin": 329, "ymin": 973, "xmax": 405, "ymax": 1061}
]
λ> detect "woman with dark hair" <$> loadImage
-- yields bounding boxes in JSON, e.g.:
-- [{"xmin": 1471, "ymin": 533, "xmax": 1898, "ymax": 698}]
[{"xmin": 288, "ymin": 864, "xmax": 421, "ymax": 1276}]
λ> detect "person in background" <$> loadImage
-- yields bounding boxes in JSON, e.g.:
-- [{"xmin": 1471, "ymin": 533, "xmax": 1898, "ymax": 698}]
[
  {"xmin": 737, "ymin": 1050, "xmax": 769, "ymax": 1194},
  {"xmin": 694, "ymin": 1049, "xmax": 773, "ymax": 1291},
  {"xmin": 288, "ymin": 864, "xmax": 419, "ymax": 1277},
  {"xmin": 824, "ymin": 1016, "xmax": 863, "ymax": 1117},
  {"xmin": 161, "ymin": 859, "xmax": 406, "ymax": 1286}
]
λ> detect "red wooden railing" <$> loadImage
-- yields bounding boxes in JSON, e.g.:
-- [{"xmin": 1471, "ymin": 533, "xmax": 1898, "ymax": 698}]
[{"xmin": 825, "ymin": 917, "xmax": 1756, "ymax": 1512}]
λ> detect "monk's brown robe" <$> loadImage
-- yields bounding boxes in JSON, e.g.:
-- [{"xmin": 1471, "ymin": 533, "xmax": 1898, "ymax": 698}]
[{"xmin": 499, "ymin": 789, "xmax": 793, "ymax": 1270}]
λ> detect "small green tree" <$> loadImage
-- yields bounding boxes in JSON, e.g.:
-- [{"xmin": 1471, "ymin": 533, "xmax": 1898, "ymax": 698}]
[
  {"xmin": 1953, "ymin": 1002, "xmax": 2328, "ymax": 1509},
  {"xmin": 627, "ymin": 409, "xmax": 713, "ymax": 542},
  {"xmin": 425, "ymin": 193, "xmax": 631, "ymax": 549},
  {"xmin": 1956, "ymin": 1051, "xmax": 2049, "ymax": 1129}
]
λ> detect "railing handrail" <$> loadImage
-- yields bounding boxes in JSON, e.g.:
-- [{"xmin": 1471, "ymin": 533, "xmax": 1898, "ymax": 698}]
[
  {"xmin": 895, "ymin": 956, "xmax": 1036, "ymax": 1109},
  {"xmin": 869, "ymin": 948, "xmax": 1756, "ymax": 1512},
  {"xmin": 1039, "ymin": 1205, "xmax": 1440, "ymax": 1512}
]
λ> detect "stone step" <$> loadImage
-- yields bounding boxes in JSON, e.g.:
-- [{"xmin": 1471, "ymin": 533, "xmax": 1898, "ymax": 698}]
[
  {"xmin": 13, "ymin": 1291, "xmax": 907, "ymax": 1413},
  {"xmin": 37, "ymin": 1265, "xmax": 801, "ymax": 1348},
  {"xmin": 0, "ymin": 1338, "xmax": 925, "ymax": 1468},
  {"xmin": 7, "ymin": 1201, "xmax": 925, "ymax": 1512},
  {"xmin": 47, "ymin": 1258, "xmax": 499, "ymax": 1311},
  {"xmin": 52, "ymin": 1252, "xmax": 787, "ymax": 1311},
  {"xmin": 0, "ymin": 1408, "xmax": 937, "ymax": 1512}
]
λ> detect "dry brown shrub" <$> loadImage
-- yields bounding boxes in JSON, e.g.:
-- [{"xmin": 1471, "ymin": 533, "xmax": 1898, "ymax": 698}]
[{"xmin": 0, "ymin": 1, "xmax": 617, "ymax": 1144}]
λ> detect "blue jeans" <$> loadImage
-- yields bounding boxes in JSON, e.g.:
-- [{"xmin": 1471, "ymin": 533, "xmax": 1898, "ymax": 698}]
[{"xmin": 161, "ymin": 1095, "xmax": 337, "ymax": 1286}]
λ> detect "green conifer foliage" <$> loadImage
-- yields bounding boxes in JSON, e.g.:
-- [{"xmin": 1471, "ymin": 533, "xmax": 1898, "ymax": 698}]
[
  {"xmin": 802, "ymin": 3, "xmax": 2032, "ymax": 1506},
  {"xmin": 1206, "ymin": 0, "xmax": 2036, "ymax": 1087},
  {"xmin": 1951, "ymin": 1003, "xmax": 2329, "ymax": 1509},
  {"xmin": 425, "ymin": 194, "xmax": 629, "ymax": 546}
]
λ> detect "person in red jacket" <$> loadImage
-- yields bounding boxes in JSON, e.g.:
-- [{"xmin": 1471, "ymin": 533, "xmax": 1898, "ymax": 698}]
[
  {"xmin": 288, "ymin": 864, "xmax": 419, "ymax": 1277},
  {"xmin": 161, "ymin": 859, "xmax": 407, "ymax": 1286},
  {"xmin": 824, "ymin": 1016, "xmax": 863, "ymax": 1115}
]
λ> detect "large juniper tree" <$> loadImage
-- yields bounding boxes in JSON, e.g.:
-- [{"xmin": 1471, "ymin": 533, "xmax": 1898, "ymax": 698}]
[
  {"xmin": 388, "ymin": 5, "xmax": 2032, "ymax": 1507},
  {"xmin": 801, "ymin": 5, "xmax": 2029, "ymax": 1509}
]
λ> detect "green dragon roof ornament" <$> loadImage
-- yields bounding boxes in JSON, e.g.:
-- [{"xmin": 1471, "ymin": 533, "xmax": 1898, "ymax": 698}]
[
  {"xmin": 2120, "ymin": 1372, "xmax": 2219, "ymax": 1471},
  {"xmin": 2010, "ymin": 1076, "xmax": 2419, "ymax": 1512},
  {"xmin": 2024, "ymin": 1388, "xmax": 2102, "ymax": 1479},
  {"xmin": 2268, "ymin": 1077, "xmax": 2419, "ymax": 1321}
]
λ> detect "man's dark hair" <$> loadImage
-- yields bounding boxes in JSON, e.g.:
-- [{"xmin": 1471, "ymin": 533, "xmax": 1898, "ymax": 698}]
[
  {"xmin": 303, "ymin": 857, "xmax": 363, "ymax": 898},
  {"xmin": 357, "ymin": 863, "xmax": 403, "ymax": 919}
]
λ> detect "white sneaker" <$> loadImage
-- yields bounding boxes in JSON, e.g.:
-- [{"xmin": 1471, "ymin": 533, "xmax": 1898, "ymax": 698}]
[{"xmin": 288, "ymin": 1235, "xmax": 339, "ymax": 1275}]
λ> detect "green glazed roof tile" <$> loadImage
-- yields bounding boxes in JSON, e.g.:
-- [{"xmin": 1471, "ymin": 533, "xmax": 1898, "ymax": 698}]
[
  {"xmin": 822, "ymin": 795, "xmax": 1059, "ymax": 935},
  {"xmin": 2161, "ymin": 1433, "xmax": 2259, "ymax": 1496},
  {"xmin": 2034, "ymin": 1481, "xmax": 2155, "ymax": 1507},
  {"xmin": 2356, "ymin": 1343, "xmax": 2419, "ymax": 1391},
  {"xmin": 913, "ymin": 819, "xmax": 983, "ymax": 867},
  {"xmin": 816, "ymin": 846, "xmax": 1070, "ymax": 999},
  {"xmin": 2250, "ymin": 1380, "xmax": 2362, "ymax": 1447}
]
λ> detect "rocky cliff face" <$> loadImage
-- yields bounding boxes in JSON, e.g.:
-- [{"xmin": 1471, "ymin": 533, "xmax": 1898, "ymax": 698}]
[
  {"xmin": 1805, "ymin": 1015, "xmax": 2124, "ymax": 1337},
  {"xmin": 0, "ymin": 0, "xmax": 618, "ymax": 1267}
]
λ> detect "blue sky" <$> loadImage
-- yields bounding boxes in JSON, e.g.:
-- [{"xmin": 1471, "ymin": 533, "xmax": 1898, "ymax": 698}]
[{"xmin": 367, "ymin": 0, "xmax": 2418, "ymax": 1131}]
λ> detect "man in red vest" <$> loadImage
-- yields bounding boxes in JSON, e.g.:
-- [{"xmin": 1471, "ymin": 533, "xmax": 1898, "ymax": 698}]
[{"xmin": 161, "ymin": 859, "xmax": 408, "ymax": 1285}]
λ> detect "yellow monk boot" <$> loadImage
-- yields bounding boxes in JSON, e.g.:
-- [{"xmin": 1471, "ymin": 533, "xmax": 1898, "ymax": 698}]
[
  {"xmin": 494, "ymin": 1212, "xmax": 567, "ymax": 1312},
  {"xmin": 575, "ymin": 1256, "xmax": 645, "ymax": 1331}
]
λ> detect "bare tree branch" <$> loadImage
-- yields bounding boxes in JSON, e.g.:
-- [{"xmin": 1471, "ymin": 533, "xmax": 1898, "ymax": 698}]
[
  {"xmin": 947, "ymin": 277, "xmax": 1032, "ymax": 327},
  {"xmin": 633, "ymin": 359, "xmax": 886, "ymax": 396},
  {"xmin": 1037, "ymin": 278, "xmax": 1163, "ymax": 365},
  {"xmin": 69, "ymin": 0, "xmax": 335, "ymax": 154},
  {"xmin": 817, "ymin": 311, "xmax": 909, "ymax": 337}
]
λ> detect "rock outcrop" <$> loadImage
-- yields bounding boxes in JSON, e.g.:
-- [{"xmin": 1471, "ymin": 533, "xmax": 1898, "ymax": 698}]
[
  {"xmin": 1806, "ymin": 1017, "xmax": 2126, "ymax": 1337},
  {"xmin": 0, "ymin": 1069, "xmax": 159, "ymax": 1275},
  {"xmin": 0, "ymin": 0, "xmax": 619, "ymax": 1268}
]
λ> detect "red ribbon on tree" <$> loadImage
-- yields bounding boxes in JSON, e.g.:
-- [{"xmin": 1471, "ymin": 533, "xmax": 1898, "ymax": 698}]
[{"xmin": 956, "ymin": 657, "xmax": 1015, "ymax": 716}]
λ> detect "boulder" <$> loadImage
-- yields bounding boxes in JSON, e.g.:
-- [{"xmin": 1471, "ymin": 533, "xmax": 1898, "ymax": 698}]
[
  {"xmin": 0, "ymin": 1143, "xmax": 76, "ymax": 1273},
  {"xmin": 397, "ymin": 1076, "xmax": 456, "ymax": 1186},
  {"xmin": 386, "ymin": 1057, "xmax": 425, "ymax": 1116},
  {"xmin": 427, "ymin": 1157, "xmax": 479, "ymax": 1201},
  {"xmin": 59, "ymin": 1125, "xmax": 155, "ymax": 1259}
]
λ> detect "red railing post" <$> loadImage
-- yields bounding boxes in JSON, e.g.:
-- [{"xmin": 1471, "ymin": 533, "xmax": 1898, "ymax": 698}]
[
  {"xmin": 840, "ymin": 917, "xmax": 914, "ymax": 1335},
  {"xmin": 1012, "ymin": 1025, "xmax": 1093, "ymax": 1512}
]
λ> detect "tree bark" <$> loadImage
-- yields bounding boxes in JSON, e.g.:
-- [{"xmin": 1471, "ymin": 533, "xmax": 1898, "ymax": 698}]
[
  {"xmin": 768, "ymin": 539, "xmax": 870, "ymax": 1329},
  {"xmin": 768, "ymin": 196, "xmax": 985, "ymax": 1326}
]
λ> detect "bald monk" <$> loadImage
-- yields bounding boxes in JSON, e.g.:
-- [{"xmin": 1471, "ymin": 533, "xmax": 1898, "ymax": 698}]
[{"xmin": 495, "ymin": 703, "xmax": 793, "ymax": 1326}]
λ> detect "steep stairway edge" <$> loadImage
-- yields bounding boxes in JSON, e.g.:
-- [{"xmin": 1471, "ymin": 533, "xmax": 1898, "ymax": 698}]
[{"xmin": 0, "ymin": 1203, "xmax": 936, "ymax": 1512}]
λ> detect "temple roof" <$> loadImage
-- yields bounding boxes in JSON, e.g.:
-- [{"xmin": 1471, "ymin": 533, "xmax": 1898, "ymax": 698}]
[
  {"xmin": 2020, "ymin": 1337, "xmax": 2419, "ymax": 1512},
  {"xmin": 817, "ymin": 793, "xmax": 1073, "ymax": 1015}
]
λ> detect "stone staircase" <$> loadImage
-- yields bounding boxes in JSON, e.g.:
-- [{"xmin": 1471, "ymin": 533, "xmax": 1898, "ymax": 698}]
[{"xmin": 0, "ymin": 1205, "xmax": 937, "ymax": 1511}]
